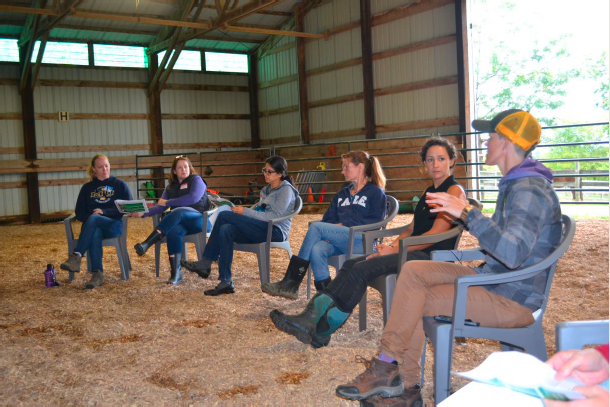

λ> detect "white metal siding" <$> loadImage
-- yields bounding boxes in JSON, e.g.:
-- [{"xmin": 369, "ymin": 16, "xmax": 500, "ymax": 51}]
[
  {"xmin": 373, "ymin": 4, "xmax": 459, "ymax": 139},
  {"xmin": 162, "ymin": 71, "xmax": 251, "ymax": 147},
  {"xmin": 0, "ymin": 65, "xmax": 26, "ymax": 217},
  {"xmin": 305, "ymin": 0, "xmax": 364, "ymax": 140},
  {"xmin": 258, "ymin": 36, "xmax": 299, "ymax": 143}
]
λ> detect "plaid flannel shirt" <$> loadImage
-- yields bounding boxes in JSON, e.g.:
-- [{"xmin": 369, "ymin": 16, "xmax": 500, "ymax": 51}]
[{"xmin": 464, "ymin": 176, "xmax": 562, "ymax": 311}]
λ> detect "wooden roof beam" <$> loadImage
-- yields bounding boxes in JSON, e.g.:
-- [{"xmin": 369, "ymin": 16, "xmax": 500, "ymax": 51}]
[
  {"xmin": 146, "ymin": 0, "xmax": 292, "ymax": 16},
  {"xmin": 149, "ymin": 0, "xmax": 196, "ymax": 48},
  {"xmin": 149, "ymin": 0, "xmax": 197, "ymax": 93},
  {"xmin": 0, "ymin": 4, "xmax": 326, "ymax": 42},
  {"xmin": 18, "ymin": 0, "xmax": 46, "ymax": 92}
]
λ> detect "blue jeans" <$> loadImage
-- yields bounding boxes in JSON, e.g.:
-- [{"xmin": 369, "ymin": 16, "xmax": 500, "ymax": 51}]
[
  {"xmin": 297, "ymin": 222, "xmax": 364, "ymax": 281},
  {"xmin": 156, "ymin": 207, "xmax": 204, "ymax": 255},
  {"xmin": 202, "ymin": 210, "xmax": 283, "ymax": 282},
  {"xmin": 74, "ymin": 214, "xmax": 123, "ymax": 272}
]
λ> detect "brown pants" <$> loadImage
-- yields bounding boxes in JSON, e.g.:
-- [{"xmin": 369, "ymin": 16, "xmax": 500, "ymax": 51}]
[{"xmin": 379, "ymin": 260, "xmax": 535, "ymax": 386}]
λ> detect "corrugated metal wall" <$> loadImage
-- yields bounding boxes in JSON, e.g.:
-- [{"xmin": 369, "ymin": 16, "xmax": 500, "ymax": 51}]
[
  {"xmin": 258, "ymin": 35, "xmax": 300, "ymax": 144},
  {"xmin": 305, "ymin": 0, "xmax": 365, "ymax": 144},
  {"xmin": 372, "ymin": 2, "xmax": 459, "ymax": 138},
  {"xmin": 162, "ymin": 71, "xmax": 251, "ymax": 154},
  {"xmin": 0, "ymin": 65, "xmax": 27, "ymax": 217},
  {"xmin": 257, "ymin": 0, "xmax": 460, "ymax": 144}
]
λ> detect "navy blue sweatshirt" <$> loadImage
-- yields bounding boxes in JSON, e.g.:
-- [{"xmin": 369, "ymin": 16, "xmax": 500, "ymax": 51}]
[
  {"xmin": 74, "ymin": 176, "xmax": 133, "ymax": 222},
  {"xmin": 322, "ymin": 182, "xmax": 386, "ymax": 227}
]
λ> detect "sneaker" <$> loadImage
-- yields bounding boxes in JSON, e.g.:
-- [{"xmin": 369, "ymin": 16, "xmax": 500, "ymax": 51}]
[
  {"xmin": 204, "ymin": 281, "xmax": 235, "ymax": 296},
  {"xmin": 359, "ymin": 385, "xmax": 423, "ymax": 406},
  {"xmin": 60, "ymin": 253, "xmax": 82, "ymax": 273},
  {"xmin": 336, "ymin": 356, "xmax": 404, "ymax": 401},
  {"xmin": 85, "ymin": 271, "xmax": 104, "ymax": 289}
]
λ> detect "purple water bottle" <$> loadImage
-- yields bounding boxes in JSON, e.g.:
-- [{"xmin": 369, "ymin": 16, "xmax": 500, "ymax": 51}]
[{"xmin": 45, "ymin": 264, "xmax": 59, "ymax": 287}]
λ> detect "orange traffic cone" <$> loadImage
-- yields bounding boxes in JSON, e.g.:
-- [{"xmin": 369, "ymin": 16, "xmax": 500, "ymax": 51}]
[
  {"xmin": 307, "ymin": 187, "xmax": 314, "ymax": 202},
  {"xmin": 318, "ymin": 187, "xmax": 325, "ymax": 203}
]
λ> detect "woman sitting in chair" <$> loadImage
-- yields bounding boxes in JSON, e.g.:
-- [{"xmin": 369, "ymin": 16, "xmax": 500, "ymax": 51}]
[
  {"xmin": 132, "ymin": 155, "xmax": 209, "ymax": 286},
  {"xmin": 270, "ymin": 137, "xmax": 465, "ymax": 348},
  {"xmin": 262, "ymin": 150, "xmax": 387, "ymax": 300},
  {"xmin": 60, "ymin": 154, "xmax": 133, "ymax": 289},
  {"xmin": 182, "ymin": 156, "xmax": 299, "ymax": 296}
]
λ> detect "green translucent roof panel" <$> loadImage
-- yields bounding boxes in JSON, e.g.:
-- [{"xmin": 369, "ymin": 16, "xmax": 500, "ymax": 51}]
[
  {"xmin": 205, "ymin": 51, "xmax": 248, "ymax": 73},
  {"xmin": 0, "ymin": 38, "xmax": 19, "ymax": 62},
  {"xmin": 93, "ymin": 44, "xmax": 148, "ymax": 68},
  {"xmin": 158, "ymin": 49, "xmax": 201, "ymax": 71},
  {"xmin": 32, "ymin": 41, "xmax": 89, "ymax": 65}
]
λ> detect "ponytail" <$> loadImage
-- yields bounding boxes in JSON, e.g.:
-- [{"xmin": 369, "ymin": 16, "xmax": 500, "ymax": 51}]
[{"xmin": 367, "ymin": 156, "xmax": 386, "ymax": 190}]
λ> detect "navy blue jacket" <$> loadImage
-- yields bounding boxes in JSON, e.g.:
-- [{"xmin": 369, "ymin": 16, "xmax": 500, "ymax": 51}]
[
  {"xmin": 74, "ymin": 176, "xmax": 133, "ymax": 222},
  {"xmin": 322, "ymin": 182, "xmax": 386, "ymax": 227}
]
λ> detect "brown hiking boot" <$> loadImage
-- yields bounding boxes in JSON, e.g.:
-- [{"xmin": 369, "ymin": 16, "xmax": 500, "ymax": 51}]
[
  {"xmin": 85, "ymin": 271, "xmax": 104, "ymax": 289},
  {"xmin": 60, "ymin": 252, "xmax": 82, "ymax": 273},
  {"xmin": 359, "ymin": 385, "xmax": 423, "ymax": 406},
  {"xmin": 336, "ymin": 356, "xmax": 404, "ymax": 401}
]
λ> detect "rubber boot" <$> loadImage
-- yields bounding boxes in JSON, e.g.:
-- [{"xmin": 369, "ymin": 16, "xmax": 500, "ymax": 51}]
[
  {"xmin": 314, "ymin": 277, "xmax": 332, "ymax": 292},
  {"xmin": 270, "ymin": 293, "xmax": 346, "ymax": 348},
  {"xmin": 134, "ymin": 229, "xmax": 163, "ymax": 256},
  {"xmin": 167, "ymin": 253, "xmax": 183, "ymax": 285},
  {"xmin": 261, "ymin": 255, "xmax": 310, "ymax": 300},
  {"xmin": 311, "ymin": 302, "xmax": 350, "ymax": 347}
]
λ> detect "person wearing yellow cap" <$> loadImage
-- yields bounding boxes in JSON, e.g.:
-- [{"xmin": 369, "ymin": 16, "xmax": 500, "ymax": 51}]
[{"xmin": 335, "ymin": 109, "xmax": 562, "ymax": 406}]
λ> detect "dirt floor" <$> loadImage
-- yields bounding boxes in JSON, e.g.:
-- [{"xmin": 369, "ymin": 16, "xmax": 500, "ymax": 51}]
[{"xmin": 0, "ymin": 214, "xmax": 608, "ymax": 405}]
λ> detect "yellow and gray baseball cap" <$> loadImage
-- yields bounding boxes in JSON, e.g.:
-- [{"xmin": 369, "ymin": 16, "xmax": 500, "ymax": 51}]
[{"xmin": 472, "ymin": 109, "xmax": 542, "ymax": 151}]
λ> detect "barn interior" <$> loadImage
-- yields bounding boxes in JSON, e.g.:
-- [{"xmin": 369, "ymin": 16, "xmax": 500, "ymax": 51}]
[{"xmin": 0, "ymin": 0, "xmax": 608, "ymax": 405}]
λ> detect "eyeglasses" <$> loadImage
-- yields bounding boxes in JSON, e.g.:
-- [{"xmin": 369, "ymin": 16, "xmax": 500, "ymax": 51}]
[
  {"xmin": 261, "ymin": 168, "xmax": 277, "ymax": 175},
  {"xmin": 175, "ymin": 155, "xmax": 186, "ymax": 159}
]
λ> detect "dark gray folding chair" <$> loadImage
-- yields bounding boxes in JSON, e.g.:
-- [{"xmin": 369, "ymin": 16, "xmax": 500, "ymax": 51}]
[
  {"xmin": 234, "ymin": 196, "xmax": 303, "ymax": 285},
  {"xmin": 421, "ymin": 214, "xmax": 575, "ymax": 404},
  {"xmin": 555, "ymin": 319, "xmax": 609, "ymax": 351},
  {"xmin": 64, "ymin": 215, "xmax": 131, "ymax": 281},
  {"xmin": 152, "ymin": 208, "xmax": 215, "ymax": 278},
  {"xmin": 305, "ymin": 196, "xmax": 400, "ymax": 299}
]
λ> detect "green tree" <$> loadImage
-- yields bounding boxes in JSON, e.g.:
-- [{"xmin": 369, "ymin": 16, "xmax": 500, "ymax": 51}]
[
  {"xmin": 541, "ymin": 126, "xmax": 609, "ymax": 174},
  {"xmin": 587, "ymin": 51, "xmax": 609, "ymax": 111}
]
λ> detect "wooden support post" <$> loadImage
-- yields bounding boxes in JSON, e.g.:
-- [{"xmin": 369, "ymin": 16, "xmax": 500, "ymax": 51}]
[
  {"xmin": 295, "ymin": 4, "xmax": 310, "ymax": 144},
  {"xmin": 148, "ymin": 53, "xmax": 165, "ymax": 198},
  {"xmin": 455, "ymin": 0, "xmax": 470, "ymax": 135},
  {"xmin": 19, "ymin": 47, "xmax": 41, "ymax": 223},
  {"xmin": 248, "ymin": 53, "xmax": 261, "ymax": 149},
  {"xmin": 360, "ymin": 0, "xmax": 376, "ymax": 140}
]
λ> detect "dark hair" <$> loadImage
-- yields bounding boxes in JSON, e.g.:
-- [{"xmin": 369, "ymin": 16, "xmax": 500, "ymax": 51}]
[
  {"xmin": 266, "ymin": 155, "xmax": 294, "ymax": 185},
  {"xmin": 341, "ymin": 150, "xmax": 386, "ymax": 190},
  {"xmin": 169, "ymin": 155, "xmax": 197, "ymax": 184},
  {"xmin": 420, "ymin": 137, "xmax": 458, "ymax": 169}
]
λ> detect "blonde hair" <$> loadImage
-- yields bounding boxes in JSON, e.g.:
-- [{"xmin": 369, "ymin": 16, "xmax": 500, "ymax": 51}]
[
  {"xmin": 169, "ymin": 155, "xmax": 197, "ymax": 184},
  {"xmin": 341, "ymin": 150, "xmax": 386, "ymax": 190},
  {"xmin": 87, "ymin": 154, "xmax": 109, "ymax": 180}
]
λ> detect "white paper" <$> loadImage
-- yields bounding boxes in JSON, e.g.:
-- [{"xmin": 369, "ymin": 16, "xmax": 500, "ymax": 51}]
[
  {"xmin": 114, "ymin": 199, "xmax": 149, "ymax": 214},
  {"xmin": 454, "ymin": 351, "xmax": 585, "ymax": 401}
]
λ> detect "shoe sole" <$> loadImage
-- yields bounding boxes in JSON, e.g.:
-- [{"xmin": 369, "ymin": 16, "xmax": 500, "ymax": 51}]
[
  {"xmin": 269, "ymin": 310, "xmax": 315, "ymax": 346},
  {"xmin": 60, "ymin": 264, "xmax": 80, "ymax": 273},
  {"xmin": 134, "ymin": 244, "xmax": 146, "ymax": 257},
  {"xmin": 359, "ymin": 395, "xmax": 422, "ymax": 407},
  {"xmin": 260, "ymin": 285, "xmax": 298, "ymax": 300},
  {"xmin": 336, "ymin": 384, "xmax": 405, "ymax": 401},
  {"xmin": 204, "ymin": 287, "xmax": 235, "ymax": 296}
]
